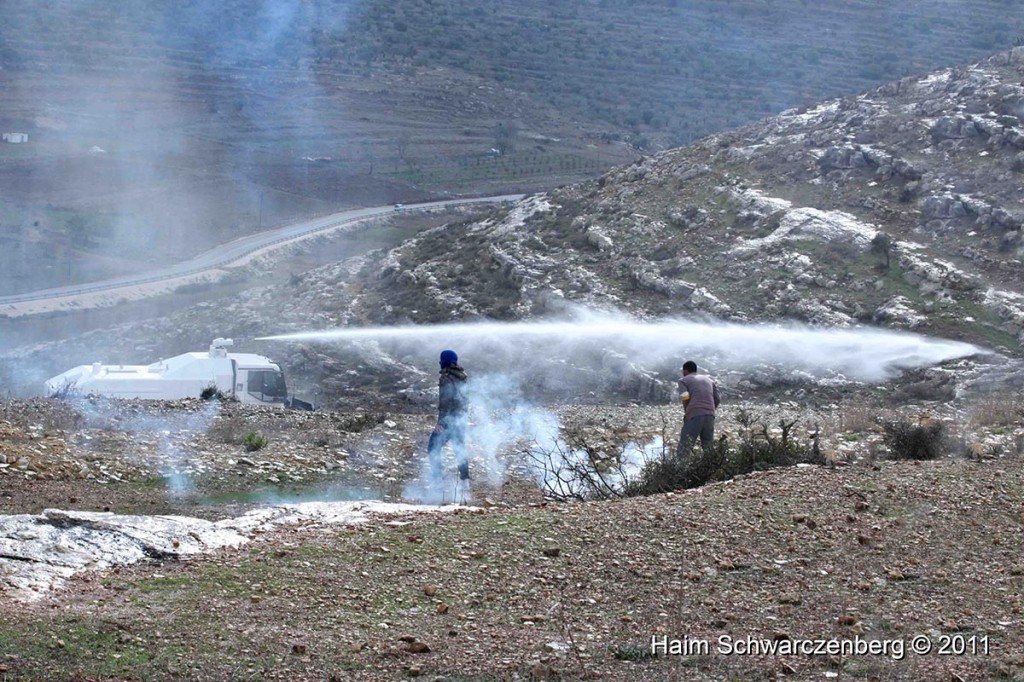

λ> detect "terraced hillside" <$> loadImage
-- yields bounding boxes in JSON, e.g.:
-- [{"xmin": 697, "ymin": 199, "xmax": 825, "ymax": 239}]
[
  {"xmin": 336, "ymin": 0, "xmax": 1024, "ymax": 146},
  {"xmin": 5, "ymin": 1, "xmax": 1022, "ymax": 150},
  {"xmin": 3, "ymin": 0, "xmax": 1024, "ymax": 295}
]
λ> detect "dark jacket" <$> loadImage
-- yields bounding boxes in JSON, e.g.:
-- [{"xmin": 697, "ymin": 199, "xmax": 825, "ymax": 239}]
[{"xmin": 438, "ymin": 364, "xmax": 468, "ymax": 420}]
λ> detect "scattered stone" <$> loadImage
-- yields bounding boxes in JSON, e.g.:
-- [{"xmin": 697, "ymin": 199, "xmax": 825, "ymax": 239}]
[{"xmin": 530, "ymin": 663, "xmax": 554, "ymax": 680}]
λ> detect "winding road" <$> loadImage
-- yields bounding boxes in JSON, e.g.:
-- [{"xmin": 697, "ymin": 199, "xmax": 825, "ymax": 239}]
[{"xmin": 0, "ymin": 194, "xmax": 523, "ymax": 318}]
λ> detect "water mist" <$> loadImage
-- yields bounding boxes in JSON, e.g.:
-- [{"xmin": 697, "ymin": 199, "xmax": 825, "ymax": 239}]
[{"xmin": 259, "ymin": 310, "xmax": 983, "ymax": 502}]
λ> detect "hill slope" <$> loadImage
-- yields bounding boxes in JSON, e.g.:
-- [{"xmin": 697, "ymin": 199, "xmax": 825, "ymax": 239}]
[
  {"xmin": 0, "ymin": 397, "xmax": 1022, "ymax": 681},
  {"xmin": 3, "ymin": 0, "xmax": 1024, "ymax": 294},
  {"xmin": 341, "ymin": 49, "xmax": 1024, "ymax": 354},
  {"xmin": 5, "ymin": 51, "xmax": 1024, "ymax": 404}
]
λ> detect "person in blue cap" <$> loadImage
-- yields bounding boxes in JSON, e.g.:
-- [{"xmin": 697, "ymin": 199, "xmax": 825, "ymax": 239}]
[{"xmin": 428, "ymin": 349, "xmax": 470, "ymax": 482}]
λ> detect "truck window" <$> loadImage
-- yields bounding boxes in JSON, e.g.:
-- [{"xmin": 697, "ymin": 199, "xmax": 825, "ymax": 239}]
[{"xmin": 246, "ymin": 370, "xmax": 287, "ymax": 402}]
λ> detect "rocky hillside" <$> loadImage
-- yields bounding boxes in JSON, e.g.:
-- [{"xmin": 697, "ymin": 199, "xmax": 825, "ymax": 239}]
[
  {"xmin": 6, "ymin": 51, "xmax": 1024, "ymax": 403},
  {"xmin": 348, "ymin": 49, "xmax": 1024, "ymax": 347}
]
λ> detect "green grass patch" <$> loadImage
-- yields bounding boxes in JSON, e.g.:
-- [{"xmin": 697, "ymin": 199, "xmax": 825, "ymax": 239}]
[{"xmin": 0, "ymin": 622, "xmax": 180, "ymax": 680}]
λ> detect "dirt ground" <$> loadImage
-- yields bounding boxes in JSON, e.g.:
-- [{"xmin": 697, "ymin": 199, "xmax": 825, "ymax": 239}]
[{"xmin": 0, "ymin": 393, "xmax": 1023, "ymax": 681}]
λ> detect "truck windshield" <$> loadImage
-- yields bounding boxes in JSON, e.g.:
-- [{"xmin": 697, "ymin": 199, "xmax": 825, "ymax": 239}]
[{"xmin": 247, "ymin": 370, "xmax": 287, "ymax": 402}]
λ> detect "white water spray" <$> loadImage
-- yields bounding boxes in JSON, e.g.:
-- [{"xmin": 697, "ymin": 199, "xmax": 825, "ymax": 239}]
[
  {"xmin": 261, "ymin": 312, "xmax": 982, "ymax": 502},
  {"xmin": 258, "ymin": 312, "xmax": 980, "ymax": 382}
]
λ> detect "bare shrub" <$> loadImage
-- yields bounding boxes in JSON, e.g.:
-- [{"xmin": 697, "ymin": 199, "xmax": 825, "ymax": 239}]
[
  {"xmin": 200, "ymin": 385, "xmax": 233, "ymax": 402},
  {"xmin": 525, "ymin": 433, "xmax": 651, "ymax": 501},
  {"xmin": 46, "ymin": 378, "xmax": 85, "ymax": 401},
  {"xmin": 881, "ymin": 418, "xmax": 946, "ymax": 460}
]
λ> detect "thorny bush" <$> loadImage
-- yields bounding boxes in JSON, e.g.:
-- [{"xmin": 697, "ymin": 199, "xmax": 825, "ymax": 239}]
[
  {"xmin": 528, "ymin": 410, "xmax": 825, "ymax": 501},
  {"xmin": 881, "ymin": 417, "xmax": 946, "ymax": 460},
  {"xmin": 625, "ymin": 410, "xmax": 825, "ymax": 496}
]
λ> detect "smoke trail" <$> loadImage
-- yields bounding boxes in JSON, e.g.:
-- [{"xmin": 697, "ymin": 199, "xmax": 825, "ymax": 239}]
[
  {"xmin": 73, "ymin": 397, "xmax": 222, "ymax": 499},
  {"xmin": 399, "ymin": 371, "xmax": 671, "ymax": 504},
  {"xmin": 258, "ymin": 309, "xmax": 981, "ymax": 383},
  {"xmin": 401, "ymin": 372, "xmax": 563, "ymax": 504}
]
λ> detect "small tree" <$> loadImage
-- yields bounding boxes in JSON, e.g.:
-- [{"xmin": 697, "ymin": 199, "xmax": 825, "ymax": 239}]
[
  {"xmin": 394, "ymin": 132, "xmax": 411, "ymax": 169},
  {"xmin": 66, "ymin": 214, "xmax": 91, "ymax": 247},
  {"xmin": 494, "ymin": 121, "xmax": 518, "ymax": 156},
  {"xmin": 871, "ymin": 232, "xmax": 895, "ymax": 271}
]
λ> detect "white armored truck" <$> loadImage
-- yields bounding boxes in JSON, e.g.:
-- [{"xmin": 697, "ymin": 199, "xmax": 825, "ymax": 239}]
[{"xmin": 45, "ymin": 338, "xmax": 294, "ymax": 407}]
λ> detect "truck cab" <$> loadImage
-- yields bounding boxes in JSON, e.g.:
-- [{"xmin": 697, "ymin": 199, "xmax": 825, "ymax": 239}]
[{"xmin": 236, "ymin": 366, "xmax": 288, "ymax": 405}]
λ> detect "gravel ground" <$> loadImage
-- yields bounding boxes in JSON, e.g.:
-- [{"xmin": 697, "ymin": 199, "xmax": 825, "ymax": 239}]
[{"xmin": 0, "ymin": 395, "xmax": 1022, "ymax": 681}]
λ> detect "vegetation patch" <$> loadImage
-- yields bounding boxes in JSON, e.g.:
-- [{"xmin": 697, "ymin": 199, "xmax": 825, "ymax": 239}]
[
  {"xmin": 242, "ymin": 431, "xmax": 269, "ymax": 452},
  {"xmin": 881, "ymin": 418, "xmax": 946, "ymax": 460}
]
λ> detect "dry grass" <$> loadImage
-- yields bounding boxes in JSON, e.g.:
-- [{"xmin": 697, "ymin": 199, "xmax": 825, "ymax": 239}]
[
  {"xmin": 967, "ymin": 393, "xmax": 1024, "ymax": 429},
  {"xmin": 836, "ymin": 403, "xmax": 880, "ymax": 433}
]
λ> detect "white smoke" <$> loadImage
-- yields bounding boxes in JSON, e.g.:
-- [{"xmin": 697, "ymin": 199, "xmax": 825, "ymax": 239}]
[
  {"xmin": 401, "ymin": 372, "xmax": 563, "ymax": 504},
  {"xmin": 73, "ymin": 397, "xmax": 222, "ymax": 500}
]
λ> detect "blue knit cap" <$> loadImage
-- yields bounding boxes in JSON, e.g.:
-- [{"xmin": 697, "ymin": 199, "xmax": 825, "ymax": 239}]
[{"xmin": 439, "ymin": 349, "xmax": 458, "ymax": 368}]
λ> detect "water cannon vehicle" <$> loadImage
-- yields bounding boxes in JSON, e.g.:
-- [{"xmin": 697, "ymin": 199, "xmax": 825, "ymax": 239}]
[{"xmin": 45, "ymin": 338, "xmax": 312, "ymax": 408}]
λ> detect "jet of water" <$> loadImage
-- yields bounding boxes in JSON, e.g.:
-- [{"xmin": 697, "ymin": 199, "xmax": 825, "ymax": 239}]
[{"xmin": 257, "ymin": 311, "xmax": 981, "ymax": 382}]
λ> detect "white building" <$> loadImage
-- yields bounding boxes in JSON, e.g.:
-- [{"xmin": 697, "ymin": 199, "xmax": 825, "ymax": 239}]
[{"xmin": 2, "ymin": 133, "xmax": 28, "ymax": 143}]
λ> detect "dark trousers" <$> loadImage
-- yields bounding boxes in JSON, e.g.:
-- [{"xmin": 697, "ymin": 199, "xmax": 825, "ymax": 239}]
[
  {"xmin": 677, "ymin": 415, "xmax": 715, "ymax": 460},
  {"xmin": 428, "ymin": 418, "xmax": 468, "ymax": 480}
]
